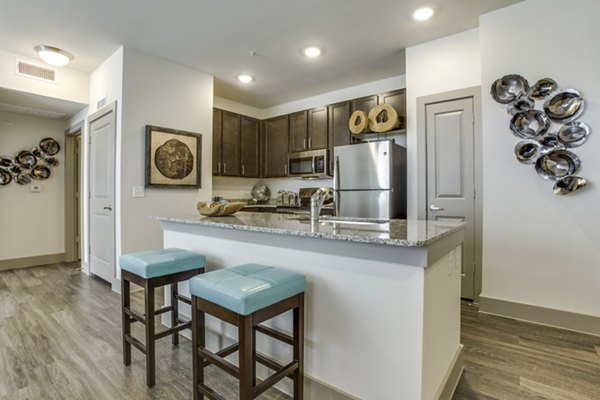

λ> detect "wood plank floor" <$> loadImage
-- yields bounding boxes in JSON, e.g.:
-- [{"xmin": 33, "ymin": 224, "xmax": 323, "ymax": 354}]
[
  {"xmin": 1, "ymin": 262, "xmax": 599, "ymax": 399},
  {"xmin": 454, "ymin": 303, "xmax": 600, "ymax": 400}
]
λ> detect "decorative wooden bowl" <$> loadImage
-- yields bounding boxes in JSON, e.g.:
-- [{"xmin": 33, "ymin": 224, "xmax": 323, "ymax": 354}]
[{"xmin": 196, "ymin": 201, "xmax": 246, "ymax": 216}]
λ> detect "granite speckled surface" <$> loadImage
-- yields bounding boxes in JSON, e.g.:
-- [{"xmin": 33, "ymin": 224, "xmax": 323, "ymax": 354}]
[{"xmin": 154, "ymin": 212, "xmax": 464, "ymax": 247}]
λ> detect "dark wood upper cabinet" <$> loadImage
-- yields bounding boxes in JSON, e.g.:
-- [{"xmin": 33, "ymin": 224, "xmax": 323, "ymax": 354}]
[
  {"xmin": 351, "ymin": 95, "xmax": 378, "ymax": 115},
  {"xmin": 328, "ymin": 101, "xmax": 351, "ymax": 148},
  {"xmin": 240, "ymin": 116, "xmax": 260, "ymax": 177},
  {"xmin": 221, "ymin": 111, "xmax": 241, "ymax": 176},
  {"xmin": 289, "ymin": 111, "xmax": 308, "ymax": 152},
  {"xmin": 379, "ymin": 89, "xmax": 406, "ymax": 130},
  {"xmin": 262, "ymin": 115, "xmax": 289, "ymax": 178},
  {"xmin": 212, "ymin": 108, "xmax": 223, "ymax": 175},
  {"xmin": 308, "ymin": 106, "xmax": 328, "ymax": 150},
  {"xmin": 328, "ymin": 101, "xmax": 351, "ymax": 175}
]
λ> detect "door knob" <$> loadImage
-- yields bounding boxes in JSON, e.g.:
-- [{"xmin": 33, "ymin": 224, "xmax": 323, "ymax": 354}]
[
  {"xmin": 429, "ymin": 204, "xmax": 444, "ymax": 211},
  {"xmin": 103, "ymin": 206, "xmax": 112, "ymax": 211}
]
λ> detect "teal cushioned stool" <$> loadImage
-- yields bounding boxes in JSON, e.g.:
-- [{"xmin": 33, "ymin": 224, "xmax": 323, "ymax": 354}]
[
  {"xmin": 189, "ymin": 264, "xmax": 306, "ymax": 400},
  {"xmin": 120, "ymin": 248, "xmax": 205, "ymax": 388}
]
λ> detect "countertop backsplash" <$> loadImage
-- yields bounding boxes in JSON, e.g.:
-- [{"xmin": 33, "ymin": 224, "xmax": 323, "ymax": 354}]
[{"xmin": 212, "ymin": 176, "xmax": 333, "ymax": 202}]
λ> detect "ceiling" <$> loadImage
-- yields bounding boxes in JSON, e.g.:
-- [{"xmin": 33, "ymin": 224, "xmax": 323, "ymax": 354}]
[
  {"xmin": 0, "ymin": 88, "xmax": 86, "ymax": 120},
  {"xmin": 0, "ymin": 0, "xmax": 522, "ymax": 110}
]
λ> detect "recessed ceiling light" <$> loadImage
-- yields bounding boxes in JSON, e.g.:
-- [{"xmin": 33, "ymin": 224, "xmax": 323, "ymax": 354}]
[
  {"xmin": 303, "ymin": 47, "xmax": 322, "ymax": 58},
  {"xmin": 237, "ymin": 74, "xmax": 253, "ymax": 83},
  {"xmin": 412, "ymin": 7, "xmax": 435, "ymax": 21},
  {"xmin": 35, "ymin": 45, "xmax": 73, "ymax": 66}
]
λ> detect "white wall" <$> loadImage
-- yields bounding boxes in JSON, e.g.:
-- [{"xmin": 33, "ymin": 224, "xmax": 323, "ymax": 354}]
[
  {"xmin": 214, "ymin": 96, "xmax": 263, "ymax": 119},
  {"xmin": 480, "ymin": 0, "xmax": 600, "ymax": 317},
  {"xmin": 405, "ymin": 28, "xmax": 481, "ymax": 219},
  {"xmin": 0, "ymin": 111, "xmax": 66, "ymax": 260},
  {"xmin": 0, "ymin": 48, "xmax": 89, "ymax": 105},
  {"xmin": 119, "ymin": 47, "xmax": 213, "ymax": 258}
]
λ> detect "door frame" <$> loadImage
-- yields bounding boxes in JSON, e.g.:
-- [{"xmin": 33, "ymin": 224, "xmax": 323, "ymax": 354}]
[
  {"xmin": 64, "ymin": 121, "xmax": 83, "ymax": 263},
  {"xmin": 416, "ymin": 86, "xmax": 483, "ymax": 302},
  {"xmin": 87, "ymin": 101, "xmax": 117, "ymax": 286}
]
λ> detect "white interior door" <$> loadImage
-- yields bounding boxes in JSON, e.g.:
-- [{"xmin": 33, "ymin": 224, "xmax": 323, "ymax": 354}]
[
  {"xmin": 89, "ymin": 108, "xmax": 116, "ymax": 284},
  {"xmin": 426, "ymin": 98, "xmax": 476, "ymax": 299}
]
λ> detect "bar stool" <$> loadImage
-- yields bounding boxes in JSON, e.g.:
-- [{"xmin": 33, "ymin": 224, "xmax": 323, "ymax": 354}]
[
  {"xmin": 120, "ymin": 248, "xmax": 206, "ymax": 387},
  {"xmin": 189, "ymin": 264, "xmax": 306, "ymax": 400}
]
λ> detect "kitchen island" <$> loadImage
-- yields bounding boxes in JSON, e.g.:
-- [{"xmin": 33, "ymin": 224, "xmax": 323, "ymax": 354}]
[{"xmin": 156, "ymin": 212, "xmax": 464, "ymax": 400}]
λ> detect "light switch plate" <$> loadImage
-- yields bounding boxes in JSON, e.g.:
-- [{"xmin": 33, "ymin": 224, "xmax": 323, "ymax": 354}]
[
  {"xmin": 132, "ymin": 186, "xmax": 145, "ymax": 198},
  {"xmin": 30, "ymin": 184, "xmax": 41, "ymax": 193}
]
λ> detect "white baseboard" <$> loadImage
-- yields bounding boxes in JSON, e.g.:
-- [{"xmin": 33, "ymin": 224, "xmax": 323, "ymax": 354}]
[{"xmin": 479, "ymin": 295, "xmax": 600, "ymax": 336}]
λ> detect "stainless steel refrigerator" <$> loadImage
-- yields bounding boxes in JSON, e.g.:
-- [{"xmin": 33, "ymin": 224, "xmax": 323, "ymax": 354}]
[{"xmin": 333, "ymin": 140, "xmax": 407, "ymax": 219}]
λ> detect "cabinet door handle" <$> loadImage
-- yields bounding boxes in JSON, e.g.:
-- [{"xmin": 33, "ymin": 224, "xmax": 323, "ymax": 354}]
[
  {"xmin": 284, "ymin": 164, "xmax": 288, "ymax": 175},
  {"xmin": 218, "ymin": 162, "xmax": 221, "ymax": 175},
  {"xmin": 303, "ymin": 139, "xmax": 306, "ymax": 149},
  {"xmin": 308, "ymin": 138, "xmax": 312, "ymax": 148},
  {"xmin": 242, "ymin": 165, "xmax": 245, "ymax": 175},
  {"xmin": 223, "ymin": 163, "xmax": 227, "ymax": 174}
]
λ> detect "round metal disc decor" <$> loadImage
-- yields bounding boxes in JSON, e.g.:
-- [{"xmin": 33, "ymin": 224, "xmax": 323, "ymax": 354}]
[
  {"xmin": 15, "ymin": 172, "xmax": 32, "ymax": 185},
  {"xmin": 535, "ymin": 149, "xmax": 580, "ymax": 180},
  {"xmin": 16, "ymin": 150, "xmax": 37, "ymax": 168},
  {"xmin": 537, "ymin": 132, "xmax": 559, "ymax": 153},
  {"xmin": 543, "ymin": 89, "xmax": 585, "ymax": 123},
  {"xmin": 514, "ymin": 139, "xmax": 541, "ymax": 164},
  {"xmin": 0, "ymin": 157, "xmax": 13, "ymax": 168},
  {"xmin": 39, "ymin": 137, "xmax": 61, "ymax": 155},
  {"xmin": 44, "ymin": 156, "xmax": 59, "ymax": 167},
  {"xmin": 0, "ymin": 169, "xmax": 11, "ymax": 185},
  {"xmin": 490, "ymin": 74, "xmax": 530, "ymax": 104},
  {"xmin": 32, "ymin": 147, "xmax": 43, "ymax": 158},
  {"xmin": 553, "ymin": 176, "xmax": 588, "ymax": 195},
  {"xmin": 510, "ymin": 110, "xmax": 551, "ymax": 138},
  {"xmin": 530, "ymin": 78, "xmax": 558, "ymax": 100},
  {"xmin": 30, "ymin": 165, "xmax": 51, "ymax": 180},
  {"xmin": 557, "ymin": 122, "xmax": 590, "ymax": 148},
  {"xmin": 507, "ymin": 97, "xmax": 534, "ymax": 115},
  {"xmin": 9, "ymin": 165, "xmax": 22, "ymax": 175}
]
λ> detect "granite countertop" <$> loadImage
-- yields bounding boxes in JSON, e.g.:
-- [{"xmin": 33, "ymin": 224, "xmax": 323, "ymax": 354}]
[{"xmin": 154, "ymin": 212, "xmax": 464, "ymax": 248}]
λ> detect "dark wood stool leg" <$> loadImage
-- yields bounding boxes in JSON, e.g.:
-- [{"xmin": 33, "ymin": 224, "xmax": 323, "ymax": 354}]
[
  {"xmin": 192, "ymin": 297, "xmax": 205, "ymax": 400},
  {"xmin": 145, "ymin": 280, "xmax": 156, "ymax": 387},
  {"xmin": 121, "ymin": 277, "xmax": 131, "ymax": 366},
  {"xmin": 252, "ymin": 325, "xmax": 257, "ymax": 387},
  {"xmin": 171, "ymin": 282, "xmax": 179, "ymax": 346},
  {"xmin": 239, "ymin": 315, "xmax": 254, "ymax": 400},
  {"xmin": 293, "ymin": 293, "xmax": 305, "ymax": 399}
]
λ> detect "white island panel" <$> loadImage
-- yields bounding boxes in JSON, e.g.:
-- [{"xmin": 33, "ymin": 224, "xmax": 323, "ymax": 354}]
[{"xmin": 158, "ymin": 214, "xmax": 464, "ymax": 400}]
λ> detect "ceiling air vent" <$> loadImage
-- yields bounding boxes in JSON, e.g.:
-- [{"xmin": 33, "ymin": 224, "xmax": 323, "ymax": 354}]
[{"xmin": 15, "ymin": 59, "xmax": 57, "ymax": 83}]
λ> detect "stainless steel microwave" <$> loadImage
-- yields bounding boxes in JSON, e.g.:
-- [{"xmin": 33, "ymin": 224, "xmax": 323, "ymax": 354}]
[{"xmin": 288, "ymin": 149, "xmax": 329, "ymax": 178}]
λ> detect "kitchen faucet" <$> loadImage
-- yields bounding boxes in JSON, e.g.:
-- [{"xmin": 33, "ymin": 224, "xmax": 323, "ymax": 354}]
[{"xmin": 310, "ymin": 188, "xmax": 330, "ymax": 222}]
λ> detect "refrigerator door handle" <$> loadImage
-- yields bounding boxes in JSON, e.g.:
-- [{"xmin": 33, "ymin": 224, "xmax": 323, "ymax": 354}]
[{"xmin": 334, "ymin": 155, "xmax": 340, "ymax": 216}]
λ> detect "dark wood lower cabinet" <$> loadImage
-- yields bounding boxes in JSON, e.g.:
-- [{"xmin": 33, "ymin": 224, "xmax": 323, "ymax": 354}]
[{"xmin": 262, "ymin": 115, "xmax": 289, "ymax": 178}]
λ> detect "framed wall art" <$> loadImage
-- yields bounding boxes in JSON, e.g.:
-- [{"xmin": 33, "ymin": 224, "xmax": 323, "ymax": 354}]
[{"xmin": 145, "ymin": 125, "xmax": 202, "ymax": 188}]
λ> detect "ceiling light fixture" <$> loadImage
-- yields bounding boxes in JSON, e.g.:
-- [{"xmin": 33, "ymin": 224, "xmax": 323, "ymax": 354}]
[
  {"xmin": 35, "ymin": 45, "xmax": 73, "ymax": 66},
  {"xmin": 412, "ymin": 7, "xmax": 435, "ymax": 21},
  {"xmin": 237, "ymin": 74, "xmax": 253, "ymax": 83},
  {"xmin": 303, "ymin": 47, "xmax": 322, "ymax": 58}
]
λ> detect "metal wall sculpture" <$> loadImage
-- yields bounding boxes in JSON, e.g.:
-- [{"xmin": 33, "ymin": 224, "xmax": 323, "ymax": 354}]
[
  {"xmin": 491, "ymin": 75, "xmax": 591, "ymax": 195},
  {"xmin": 0, "ymin": 137, "xmax": 60, "ymax": 186}
]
